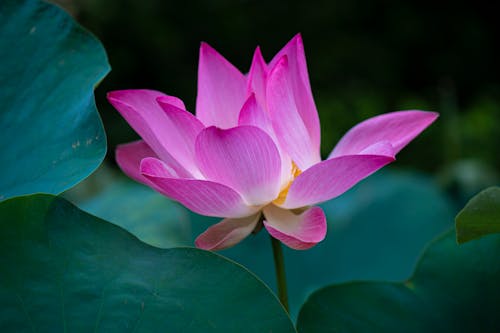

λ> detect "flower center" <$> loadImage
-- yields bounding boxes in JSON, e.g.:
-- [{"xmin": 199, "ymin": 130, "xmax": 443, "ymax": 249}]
[{"xmin": 273, "ymin": 161, "xmax": 302, "ymax": 205}]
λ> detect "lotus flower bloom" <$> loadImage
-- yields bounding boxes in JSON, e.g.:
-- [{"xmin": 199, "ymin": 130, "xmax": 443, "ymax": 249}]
[{"xmin": 108, "ymin": 34, "xmax": 437, "ymax": 251}]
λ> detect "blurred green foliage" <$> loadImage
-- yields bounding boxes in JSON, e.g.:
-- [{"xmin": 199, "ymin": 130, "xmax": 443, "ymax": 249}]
[{"xmin": 54, "ymin": 0, "xmax": 499, "ymax": 191}]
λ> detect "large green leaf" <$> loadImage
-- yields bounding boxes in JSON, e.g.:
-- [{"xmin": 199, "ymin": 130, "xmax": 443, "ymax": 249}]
[
  {"xmin": 296, "ymin": 230, "xmax": 500, "ymax": 332},
  {"xmin": 456, "ymin": 186, "xmax": 500, "ymax": 244},
  {"xmin": 190, "ymin": 170, "xmax": 455, "ymax": 318},
  {"xmin": 0, "ymin": 0, "xmax": 109, "ymax": 200},
  {"xmin": 79, "ymin": 179, "xmax": 192, "ymax": 248},
  {"xmin": 0, "ymin": 195, "xmax": 295, "ymax": 332}
]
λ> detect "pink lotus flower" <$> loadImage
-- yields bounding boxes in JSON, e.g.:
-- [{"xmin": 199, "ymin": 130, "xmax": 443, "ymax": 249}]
[{"xmin": 108, "ymin": 34, "xmax": 437, "ymax": 251}]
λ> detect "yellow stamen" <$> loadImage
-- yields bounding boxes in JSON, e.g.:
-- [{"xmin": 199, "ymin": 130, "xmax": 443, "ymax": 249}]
[{"xmin": 273, "ymin": 162, "xmax": 302, "ymax": 205}]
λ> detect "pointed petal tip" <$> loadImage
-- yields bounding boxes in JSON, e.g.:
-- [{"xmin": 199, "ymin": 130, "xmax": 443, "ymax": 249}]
[
  {"xmin": 107, "ymin": 89, "xmax": 158, "ymax": 99},
  {"xmin": 252, "ymin": 46, "xmax": 265, "ymax": 61},
  {"xmin": 107, "ymin": 89, "xmax": 128, "ymax": 100},
  {"xmin": 401, "ymin": 109, "xmax": 439, "ymax": 120},
  {"xmin": 199, "ymin": 41, "xmax": 211, "ymax": 51},
  {"xmin": 199, "ymin": 42, "xmax": 231, "ymax": 66},
  {"xmin": 196, "ymin": 40, "xmax": 246, "ymax": 128},
  {"xmin": 249, "ymin": 46, "xmax": 267, "ymax": 72},
  {"xmin": 292, "ymin": 32, "xmax": 303, "ymax": 43},
  {"xmin": 331, "ymin": 110, "xmax": 440, "ymax": 158},
  {"xmin": 107, "ymin": 89, "xmax": 177, "ymax": 110},
  {"xmin": 426, "ymin": 110, "xmax": 440, "ymax": 122},
  {"xmin": 199, "ymin": 41, "xmax": 225, "ymax": 59},
  {"xmin": 106, "ymin": 90, "xmax": 124, "ymax": 104}
]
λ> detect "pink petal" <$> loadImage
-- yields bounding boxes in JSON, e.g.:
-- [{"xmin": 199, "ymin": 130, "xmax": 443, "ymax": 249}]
[
  {"xmin": 107, "ymin": 89, "xmax": 191, "ymax": 178},
  {"xmin": 196, "ymin": 42, "xmax": 247, "ymax": 129},
  {"xmin": 247, "ymin": 47, "xmax": 268, "ymax": 108},
  {"xmin": 238, "ymin": 94, "xmax": 292, "ymax": 188},
  {"xmin": 156, "ymin": 96, "xmax": 205, "ymax": 178},
  {"xmin": 238, "ymin": 93, "xmax": 275, "ymax": 140},
  {"xmin": 282, "ymin": 153, "xmax": 396, "ymax": 209},
  {"xmin": 269, "ymin": 34, "xmax": 321, "ymax": 151},
  {"xmin": 359, "ymin": 141, "xmax": 396, "ymax": 156},
  {"xmin": 195, "ymin": 126, "xmax": 282, "ymax": 206},
  {"xmin": 263, "ymin": 205, "xmax": 326, "ymax": 250},
  {"xmin": 115, "ymin": 140, "xmax": 157, "ymax": 185},
  {"xmin": 266, "ymin": 56, "xmax": 321, "ymax": 170},
  {"xmin": 195, "ymin": 213, "xmax": 261, "ymax": 251},
  {"xmin": 141, "ymin": 157, "xmax": 260, "ymax": 218},
  {"xmin": 330, "ymin": 110, "xmax": 439, "ymax": 158},
  {"xmin": 153, "ymin": 94, "xmax": 186, "ymax": 110}
]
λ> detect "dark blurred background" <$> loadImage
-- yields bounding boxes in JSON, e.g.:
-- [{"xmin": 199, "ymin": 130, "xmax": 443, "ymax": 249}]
[{"xmin": 54, "ymin": 0, "xmax": 499, "ymax": 200}]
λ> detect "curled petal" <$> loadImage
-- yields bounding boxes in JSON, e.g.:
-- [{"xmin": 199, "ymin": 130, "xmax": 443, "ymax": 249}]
[
  {"xmin": 116, "ymin": 140, "xmax": 157, "ymax": 185},
  {"xmin": 196, "ymin": 42, "xmax": 247, "ymax": 129},
  {"xmin": 195, "ymin": 126, "xmax": 282, "ymax": 206},
  {"xmin": 153, "ymin": 94, "xmax": 186, "ymax": 110},
  {"xmin": 107, "ymin": 89, "xmax": 191, "ymax": 178},
  {"xmin": 263, "ymin": 205, "xmax": 326, "ymax": 250},
  {"xmin": 195, "ymin": 213, "xmax": 261, "ymax": 251},
  {"xmin": 330, "ymin": 110, "xmax": 439, "ymax": 158},
  {"xmin": 282, "ymin": 153, "xmax": 396, "ymax": 209},
  {"xmin": 141, "ymin": 157, "xmax": 260, "ymax": 218},
  {"xmin": 266, "ymin": 56, "xmax": 321, "ymax": 170}
]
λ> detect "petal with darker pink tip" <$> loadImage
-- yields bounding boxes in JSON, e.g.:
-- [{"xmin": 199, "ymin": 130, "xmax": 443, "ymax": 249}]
[
  {"xmin": 195, "ymin": 126, "xmax": 282, "ymax": 206},
  {"xmin": 247, "ymin": 47, "xmax": 268, "ymax": 107},
  {"xmin": 263, "ymin": 205, "xmax": 326, "ymax": 250},
  {"xmin": 269, "ymin": 34, "xmax": 321, "ymax": 149},
  {"xmin": 330, "ymin": 110, "xmax": 439, "ymax": 158},
  {"xmin": 282, "ymin": 153, "xmax": 396, "ymax": 209},
  {"xmin": 116, "ymin": 140, "xmax": 157, "ymax": 185},
  {"xmin": 196, "ymin": 42, "xmax": 247, "ymax": 128},
  {"xmin": 107, "ymin": 89, "xmax": 191, "ymax": 178},
  {"xmin": 141, "ymin": 157, "xmax": 260, "ymax": 218},
  {"xmin": 266, "ymin": 56, "xmax": 321, "ymax": 170},
  {"xmin": 195, "ymin": 213, "xmax": 261, "ymax": 251}
]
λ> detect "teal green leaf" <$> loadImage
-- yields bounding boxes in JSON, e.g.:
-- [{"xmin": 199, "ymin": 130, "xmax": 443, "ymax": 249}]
[
  {"xmin": 189, "ymin": 170, "xmax": 454, "ymax": 318},
  {"xmin": 296, "ymin": 230, "xmax": 500, "ymax": 332},
  {"xmin": 0, "ymin": 195, "xmax": 295, "ymax": 333},
  {"xmin": 80, "ymin": 179, "xmax": 192, "ymax": 248},
  {"xmin": 456, "ymin": 186, "xmax": 500, "ymax": 244},
  {"xmin": 0, "ymin": 0, "xmax": 109, "ymax": 200}
]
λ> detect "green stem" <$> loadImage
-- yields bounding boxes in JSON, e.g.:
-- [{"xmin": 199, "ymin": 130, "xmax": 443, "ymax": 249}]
[{"xmin": 270, "ymin": 235, "xmax": 289, "ymax": 312}]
